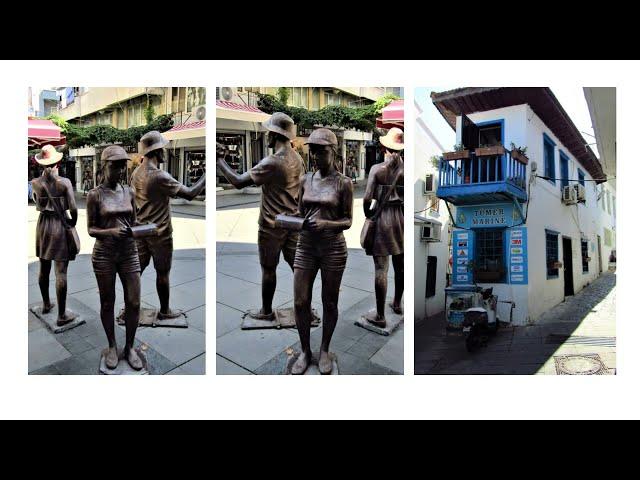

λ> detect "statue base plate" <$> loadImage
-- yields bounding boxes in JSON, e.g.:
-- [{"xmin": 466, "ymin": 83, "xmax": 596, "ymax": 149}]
[
  {"xmin": 284, "ymin": 351, "xmax": 339, "ymax": 375},
  {"xmin": 355, "ymin": 308, "xmax": 403, "ymax": 336},
  {"xmin": 117, "ymin": 307, "xmax": 188, "ymax": 328},
  {"xmin": 241, "ymin": 307, "xmax": 320, "ymax": 330},
  {"xmin": 99, "ymin": 348, "xmax": 149, "ymax": 375},
  {"xmin": 30, "ymin": 300, "xmax": 86, "ymax": 334}
]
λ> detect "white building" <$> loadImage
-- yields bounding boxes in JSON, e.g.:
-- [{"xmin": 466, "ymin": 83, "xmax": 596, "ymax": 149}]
[
  {"xmin": 414, "ymin": 100, "xmax": 449, "ymax": 323},
  {"xmin": 432, "ymin": 87, "xmax": 610, "ymax": 326}
]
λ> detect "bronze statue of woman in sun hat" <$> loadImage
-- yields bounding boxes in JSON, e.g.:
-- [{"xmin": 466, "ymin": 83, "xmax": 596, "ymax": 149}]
[
  {"xmin": 362, "ymin": 127, "xmax": 404, "ymax": 328},
  {"xmin": 31, "ymin": 144, "xmax": 79, "ymax": 327},
  {"xmin": 290, "ymin": 128, "xmax": 354, "ymax": 375},
  {"xmin": 87, "ymin": 145, "xmax": 146, "ymax": 371}
]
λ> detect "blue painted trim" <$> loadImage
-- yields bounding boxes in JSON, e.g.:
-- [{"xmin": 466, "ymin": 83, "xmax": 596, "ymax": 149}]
[
  {"xmin": 577, "ymin": 168, "xmax": 585, "ymax": 187},
  {"xmin": 545, "ymin": 229, "xmax": 560, "ymax": 279},
  {"xmin": 559, "ymin": 150, "xmax": 569, "ymax": 189},
  {"xmin": 437, "ymin": 182, "xmax": 528, "ymax": 205},
  {"xmin": 543, "ymin": 133, "xmax": 556, "ymax": 185}
]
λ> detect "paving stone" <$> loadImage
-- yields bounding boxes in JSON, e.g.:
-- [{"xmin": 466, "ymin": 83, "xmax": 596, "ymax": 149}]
[
  {"xmin": 28, "ymin": 329, "xmax": 72, "ymax": 373},
  {"xmin": 216, "ymin": 355, "xmax": 253, "ymax": 375}
]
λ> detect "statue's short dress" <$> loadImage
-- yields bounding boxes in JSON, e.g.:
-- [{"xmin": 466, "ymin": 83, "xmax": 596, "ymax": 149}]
[{"xmin": 33, "ymin": 176, "xmax": 74, "ymax": 262}]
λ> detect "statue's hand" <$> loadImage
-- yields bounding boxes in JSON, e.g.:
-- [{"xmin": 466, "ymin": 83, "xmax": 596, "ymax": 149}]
[
  {"xmin": 306, "ymin": 218, "xmax": 328, "ymax": 231},
  {"xmin": 111, "ymin": 226, "xmax": 130, "ymax": 239}
]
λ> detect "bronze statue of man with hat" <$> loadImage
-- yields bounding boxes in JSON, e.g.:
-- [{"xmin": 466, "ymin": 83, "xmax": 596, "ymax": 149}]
[
  {"xmin": 130, "ymin": 130, "xmax": 206, "ymax": 320},
  {"xmin": 216, "ymin": 112, "xmax": 304, "ymax": 321}
]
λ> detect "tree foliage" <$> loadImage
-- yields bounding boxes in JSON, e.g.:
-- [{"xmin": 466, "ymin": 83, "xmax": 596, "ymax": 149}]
[{"xmin": 257, "ymin": 92, "xmax": 400, "ymax": 132}]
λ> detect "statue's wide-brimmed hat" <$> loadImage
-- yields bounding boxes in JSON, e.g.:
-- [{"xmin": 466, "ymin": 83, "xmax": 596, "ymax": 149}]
[
  {"xmin": 379, "ymin": 127, "xmax": 404, "ymax": 151},
  {"xmin": 35, "ymin": 144, "xmax": 63, "ymax": 165},
  {"xmin": 305, "ymin": 128, "xmax": 338, "ymax": 146},
  {"xmin": 101, "ymin": 145, "xmax": 130, "ymax": 162},
  {"xmin": 140, "ymin": 130, "xmax": 169, "ymax": 156},
  {"xmin": 262, "ymin": 112, "xmax": 296, "ymax": 140}
]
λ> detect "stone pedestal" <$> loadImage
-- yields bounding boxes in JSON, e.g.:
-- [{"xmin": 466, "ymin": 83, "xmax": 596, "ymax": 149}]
[
  {"xmin": 99, "ymin": 348, "xmax": 149, "ymax": 375},
  {"xmin": 241, "ymin": 307, "xmax": 320, "ymax": 330},
  {"xmin": 284, "ymin": 351, "xmax": 339, "ymax": 375},
  {"xmin": 355, "ymin": 308, "xmax": 403, "ymax": 336},
  {"xmin": 29, "ymin": 298, "xmax": 86, "ymax": 334},
  {"xmin": 118, "ymin": 307, "xmax": 188, "ymax": 328}
]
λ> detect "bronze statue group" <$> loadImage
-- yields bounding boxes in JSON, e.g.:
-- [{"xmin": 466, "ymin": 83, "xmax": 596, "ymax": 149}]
[
  {"xmin": 31, "ymin": 132, "xmax": 206, "ymax": 372},
  {"xmin": 217, "ymin": 113, "xmax": 404, "ymax": 374}
]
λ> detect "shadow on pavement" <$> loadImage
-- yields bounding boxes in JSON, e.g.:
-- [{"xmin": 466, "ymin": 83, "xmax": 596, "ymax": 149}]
[{"xmin": 414, "ymin": 272, "xmax": 616, "ymax": 375}]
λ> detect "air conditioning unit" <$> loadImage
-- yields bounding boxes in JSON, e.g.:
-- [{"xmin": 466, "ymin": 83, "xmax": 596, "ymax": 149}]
[
  {"xmin": 218, "ymin": 87, "xmax": 236, "ymax": 101},
  {"xmin": 562, "ymin": 185, "xmax": 577, "ymax": 205},
  {"xmin": 574, "ymin": 183, "xmax": 586, "ymax": 202},
  {"xmin": 423, "ymin": 174, "xmax": 435, "ymax": 195},
  {"xmin": 192, "ymin": 105, "xmax": 206, "ymax": 121},
  {"xmin": 421, "ymin": 222, "xmax": 441, "ymax": 242}
]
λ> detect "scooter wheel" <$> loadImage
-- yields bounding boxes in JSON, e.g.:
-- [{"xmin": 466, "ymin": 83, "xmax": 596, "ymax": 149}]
[{"xmin": 465, "ymin": 334, "xmax": 478, "ymax": 353}]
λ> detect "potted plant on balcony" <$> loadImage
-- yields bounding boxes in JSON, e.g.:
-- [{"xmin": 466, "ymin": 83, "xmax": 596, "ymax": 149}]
[
  {"xmin": 443, "ymin": 143, "xmax": 470, "ymax": 161},
  {"xmin": 474, "ymin": 143, "xmax": 506, "ymax": 157},
  {"xmin": 510, "ymin": 142, "xmax": 529, "ymax": 165}
]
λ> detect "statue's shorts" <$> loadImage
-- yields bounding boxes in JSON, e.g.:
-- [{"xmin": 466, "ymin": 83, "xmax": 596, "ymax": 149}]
[
  {"xmin": 136, "ymin": 235, "xmax": 173, "ymax": 273},
  {"xmin": 293, "ymin": 231, "xmax": 347, "ymax": 273},
  {"xmin": 257, "ymin": 225, "xmax": 299, "ymax": 268},
  {"xmin": 92, "ymin": 237, "xmax": 141, "ymax": 276}
]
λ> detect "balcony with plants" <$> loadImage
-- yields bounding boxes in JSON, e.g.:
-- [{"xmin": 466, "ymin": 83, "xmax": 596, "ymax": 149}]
[{"xmin": 437, "ymin": 142, "xmax": 529, "ymax": 206}]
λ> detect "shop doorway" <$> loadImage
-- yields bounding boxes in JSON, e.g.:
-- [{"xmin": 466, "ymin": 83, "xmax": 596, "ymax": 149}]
[{"xmin": 562, "ymin": 236, "xmax": 574, "ymax": 296}]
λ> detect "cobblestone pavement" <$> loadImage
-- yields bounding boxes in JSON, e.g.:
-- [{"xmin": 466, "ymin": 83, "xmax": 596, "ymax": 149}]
[
  {"xmin": 216, "ymin": 184, "xmax": 404, "ymax": 375},
  {"xmin": 415, "ymin": 272, "xmax": 616, "ymax": 375},
  {"xmin": 28, "ymin": 194, "xmax": 206, "ymax": 375}
]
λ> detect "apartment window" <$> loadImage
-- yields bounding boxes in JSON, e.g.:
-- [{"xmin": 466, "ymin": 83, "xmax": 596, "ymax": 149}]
[
  {"xmin": 601, "ymin": 187, "xmax": 606, "ymax": 210},
  {"xmin": 578, "ymin": 169, "xmax": 585, "ymax": 187},
  {"xmin": 429, "ymin": 197, "xmax": 440, "ymax": 213},
  {"xmin": 478, "ymin": 123, "xmax": 502, "ymax": 146},
  {"xmin": 613, "ymin": 196, "xmax": 616, "ymax": 218},
  {"xmin": 172, "ymin": 87, "xmax": 186, "ymax": 113},
  {"xmin": 581, "ymin": 240, "xmax": 589, "ymax": 273},
  {"xmin": 311, "ymin": 88, "xmax": 320, "ymax": 110},
  {"xmin": 475, "ymin": 229, "xmax": 506, "ymax": 283},
  {"xmin": 604, "ymin": 228, "xmax": 613, "ymax": 247},
  {"xmin": 546, "ymin": 230, "xmax": 559, "ymax": 278},
  {"xmin": 187, "ymin": 87, "xmax": 206, "ymax": 112},
  {"xmin": 559, "ymin": 151, "xmax": 569, "ymax": 189},
  {"xmin": 606, "ymin": 191, "xmax": 612, "ymax": 214},
  {"xmin": 426, "ymin": 256, "xmax": 437, "ymax": 298},
  {"xmin": 543, "ymin": 134, "xmax": 556, "ymax": 184}
]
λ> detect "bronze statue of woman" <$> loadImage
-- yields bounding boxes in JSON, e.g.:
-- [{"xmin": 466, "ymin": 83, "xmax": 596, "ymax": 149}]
[
  {"xmin": 87, "ymin": 146, "xmax": 143, "ymax": 370},
  {"xmin": 362, "ymin": 127, "xmax": 404, "ymax": 328},
  {"xmin": 31, "ymin": 145, "xmax": 79, "ymax": 326},
  {"xmin": 291, "ymin": 128, "xmax": 353, "ymax": 375}
]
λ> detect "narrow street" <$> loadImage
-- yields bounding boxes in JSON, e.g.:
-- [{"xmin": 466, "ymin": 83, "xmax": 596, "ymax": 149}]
[{"xmin": 415, "ymin": 272, "xmax": 616, "ymax": 375}]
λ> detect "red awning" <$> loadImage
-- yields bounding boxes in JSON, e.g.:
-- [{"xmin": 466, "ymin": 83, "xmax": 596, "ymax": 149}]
[
  {"xmin": 376, "ymin": 100, "xmax": 404, "ymax": 129},
  {"xmin": 28, "ymin": 118, "xmax": 65, "ymax": 148}
]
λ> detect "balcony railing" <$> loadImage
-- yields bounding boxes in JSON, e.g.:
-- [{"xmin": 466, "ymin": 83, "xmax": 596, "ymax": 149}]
[{"xmin": 437, "ymin": 147, "xmax": 528, "ymax": 205}]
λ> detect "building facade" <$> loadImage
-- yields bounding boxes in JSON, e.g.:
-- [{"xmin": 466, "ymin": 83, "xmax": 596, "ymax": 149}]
[
  {"xmin": 414, "ymin": 100, "xmax": 449, "ymax": 323},
  {"xmin": 432, "ymin": 87, "xmax": 610, "ymax": 326},
  {"xmin": 215, "ymin": 87, "xmax": 400, "ymax": 191},
  {"xmin": 56, "ymin": 87, "xmax": 206, "ymax": 195}
]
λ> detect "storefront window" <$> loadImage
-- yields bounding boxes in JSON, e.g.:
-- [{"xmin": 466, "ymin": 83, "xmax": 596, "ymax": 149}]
[
  {"xmin": 185, "ymin": 151, "xmax": 206, "ymax": 197},
  {"xmin": 345, "ymin": 140, "xmax": 360, "ymax": 178},
  {"xmin": 217, "ymin": 133, "xmax": 245, "ymax": 186},
  {"xmin": 475, "ymin": 229, "xmax": 506, "ymax": 283}
]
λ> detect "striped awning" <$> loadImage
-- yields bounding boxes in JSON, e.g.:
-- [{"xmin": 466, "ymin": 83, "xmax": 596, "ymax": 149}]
[
  {"xmin": 28, "ymin": 118, "xmax": 65, "ymax": 148},
  {"xmin": 376, "ymin": 100, "xmax": 404, "ymax": 129},
  {"xmin": 216, "ymin": 100, "xmax": 271, "ymax": 123},
  {"xmin": 162, "ymin": 120, "xmax": 206, "ymax": 141}
]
